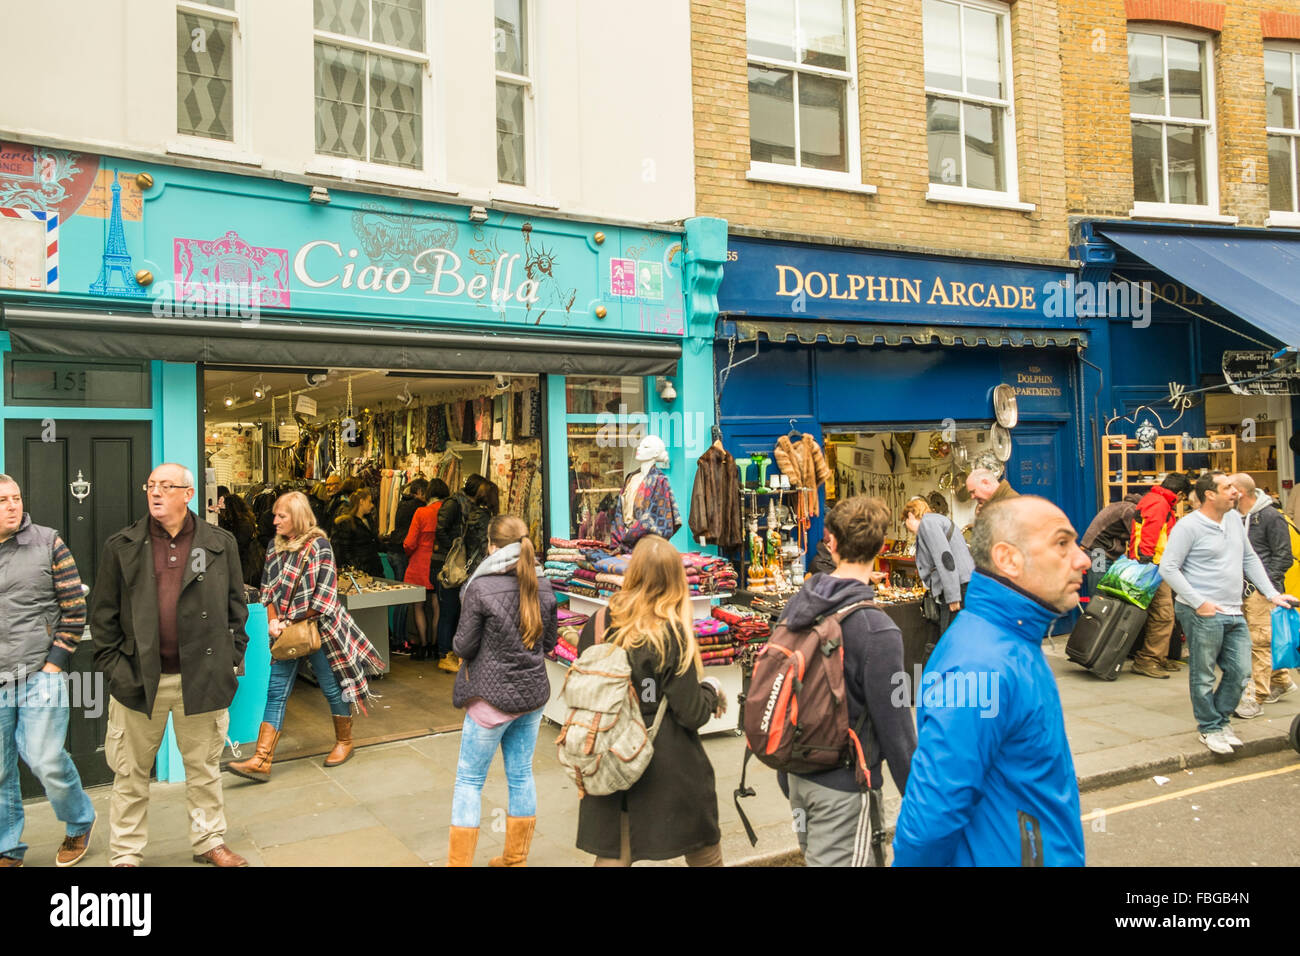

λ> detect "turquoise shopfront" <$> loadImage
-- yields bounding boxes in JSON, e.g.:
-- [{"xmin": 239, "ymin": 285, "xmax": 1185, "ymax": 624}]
[{"xmin": 0, "ymin": 144, "xmax": 726, "ymax": 788}]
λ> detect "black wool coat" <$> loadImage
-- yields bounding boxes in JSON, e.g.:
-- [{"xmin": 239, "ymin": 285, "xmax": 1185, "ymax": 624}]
[
  {"xmin": 452, "ymin": 570, "xmax": 558, "ymax": 712},
  {"xmin": 90, "ymin": 516, "xmax": 250, "ymax": 716},
  {"xmin": 574, "ymin": 618, "xmax": 721, "ymax": 861}
]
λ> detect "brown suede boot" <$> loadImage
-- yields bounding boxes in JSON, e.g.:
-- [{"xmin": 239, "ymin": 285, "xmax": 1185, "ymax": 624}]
[
  {"xmin": 490, "ymin": 816, "xmax": 536, "ymax": 867},
  {"xmin": 226, "ymin": 722, "xmax": 279, "ymax": 783},
  {"xmin": 447, "ymin": 826, "xmax": 478, "ymax": 867},
  {"xmin": 324, "ymin": 715, "xmax": 353, "ymax": 767}
]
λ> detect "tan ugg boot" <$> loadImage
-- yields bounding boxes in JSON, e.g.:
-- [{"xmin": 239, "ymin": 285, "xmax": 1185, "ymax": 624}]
[
  {"xmin": 490, "ymin": 816, "xmax": 536, "ymax": 867},
  {"xmin": 447, "ymin": 826, "xmax": 479, "ymax": 867}
]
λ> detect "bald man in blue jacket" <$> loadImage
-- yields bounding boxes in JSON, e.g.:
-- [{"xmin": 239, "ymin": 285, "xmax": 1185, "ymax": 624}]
[{"xmin": 893, "ymin": 496, "xmax": 1089, "ymax": 867}]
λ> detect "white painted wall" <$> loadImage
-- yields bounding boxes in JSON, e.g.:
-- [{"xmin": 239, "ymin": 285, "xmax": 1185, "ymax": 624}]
[{"xmin": 0, "ymin": 0, "xmax": 695, "ymax": 224}]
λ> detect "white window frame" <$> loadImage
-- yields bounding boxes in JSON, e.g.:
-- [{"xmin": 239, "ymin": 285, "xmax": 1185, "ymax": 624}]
[
  {"xmin": 922, "ymin": 0, "xmax": 1027, "ymax": 211},
  {"xmin": 1127, "ymin": 25, "xmax": 1229, "ymax": 222},
  {"xmin": 1266, "ymin": 42, "xmax": 1300, "ymax": 227},
  {"xmin": 307, "ymin": 1, "xmax": 448, "ymax": 191},
  {"xmin": 169, "ymin": 0, "xmax": 262, "ymax": 166},
  {"xmin": 490, "ymin": 1, "xmax": 554, "ymax": 205},
  {"xmin": 744, "ymin": 0, "xmax": 874, "ymax": 194}
]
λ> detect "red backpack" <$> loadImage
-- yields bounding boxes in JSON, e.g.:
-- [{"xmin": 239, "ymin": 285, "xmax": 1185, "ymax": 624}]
[{"xmin": 735, "ymin": 600, "xmax": 883, "ymax": 857}]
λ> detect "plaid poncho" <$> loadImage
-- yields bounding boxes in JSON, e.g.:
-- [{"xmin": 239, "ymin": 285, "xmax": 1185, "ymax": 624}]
[{"xmin": 261, "ymin": 530, "xmax": 383, "ymax": 713}]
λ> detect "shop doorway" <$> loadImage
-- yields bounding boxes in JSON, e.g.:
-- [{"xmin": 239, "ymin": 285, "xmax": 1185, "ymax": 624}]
[
  {"xmin": 201, "ymin": 365, "xmax": 546, "ymax": 759},
  {"xmin": 4, "ymin": 418, "xmax": 152, "ymax": 796}
]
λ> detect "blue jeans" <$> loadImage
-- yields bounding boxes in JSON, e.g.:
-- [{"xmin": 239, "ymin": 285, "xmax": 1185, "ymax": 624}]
[
  {"xmin": 1175, "ymin": 605, "xmax": 1251, "ymax": 735},
  {"xmin": 451, "ymin": 706, "xmax": 544, "ymax": 828},
  {"xmin": 0, "ymin": 671, "xmax": 95, "ymax": 860},
  {"xmin": 436, "ymin": 581, "xmax": 461, "ymax": 658},
  {"xmin": 263, "ymin": 649, "xmax": 350, "ymax": 730}
]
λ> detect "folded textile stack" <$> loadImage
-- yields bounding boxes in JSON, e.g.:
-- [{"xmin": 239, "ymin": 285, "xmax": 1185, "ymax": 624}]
[
  {"xmin": 552, "ymin": 637, "xmax": 578, "ymax": 664},
  {"xmin": 548, "ymin": 607, "xmax": 588, "ymax": 667},
  {"xmin": 681, "ymin": 552, "xmax": 738, "ymax": 595},
  {"xmin": 711, "ymin": 605, "xmax": 772, "ymax": 644}
]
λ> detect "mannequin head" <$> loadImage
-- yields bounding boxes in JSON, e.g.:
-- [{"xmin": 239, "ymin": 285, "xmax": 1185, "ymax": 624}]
[{"xmin": 634, "ymin": 434, "xmax": 669, "ymax": 470}]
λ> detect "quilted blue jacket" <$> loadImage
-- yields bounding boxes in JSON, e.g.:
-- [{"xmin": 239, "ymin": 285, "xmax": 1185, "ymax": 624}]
[{"xmin": 892, "ymin": 571, "xmax": 1084, "ymax": 867}]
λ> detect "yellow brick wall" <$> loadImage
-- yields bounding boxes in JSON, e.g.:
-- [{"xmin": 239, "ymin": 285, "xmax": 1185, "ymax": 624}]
[
  {"xmin": 1061, "ymin": 0, "xmax": 1300, "ymax": 225},
  {"xmin": 692, "ymin": 0, "xmax": 1071, "ymax": 262}
]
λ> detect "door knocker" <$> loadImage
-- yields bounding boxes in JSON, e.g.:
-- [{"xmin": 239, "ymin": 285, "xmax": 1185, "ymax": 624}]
[{"xmin": 70, "ymin": 470, "xmax": 91, "ymax": 502}]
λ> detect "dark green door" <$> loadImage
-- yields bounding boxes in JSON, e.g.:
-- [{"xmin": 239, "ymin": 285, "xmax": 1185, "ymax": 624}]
[{"xmin": 5, "ymin": 418, "xmax": 152, "ymax": 795}]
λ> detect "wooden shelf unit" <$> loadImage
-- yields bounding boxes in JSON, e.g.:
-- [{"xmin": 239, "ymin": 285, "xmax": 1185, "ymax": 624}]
[{"xmin": 1103, "ymin": 434, "xmax": 1238, "ymax": 511}]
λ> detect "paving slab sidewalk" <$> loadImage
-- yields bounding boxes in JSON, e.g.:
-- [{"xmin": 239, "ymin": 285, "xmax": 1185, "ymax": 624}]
[{"xmin": 15, "ymin": 644, "xmax": 1300, "ymax": 867}]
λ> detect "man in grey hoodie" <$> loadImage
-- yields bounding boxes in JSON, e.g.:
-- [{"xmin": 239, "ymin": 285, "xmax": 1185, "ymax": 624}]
[
  {"xmin": 1230, "ymin": 473, "xmax": 1298, "ymax": 716},
  {"xmin": 777, "ymin": 495, "xmax": 916, "ymax": 866}
]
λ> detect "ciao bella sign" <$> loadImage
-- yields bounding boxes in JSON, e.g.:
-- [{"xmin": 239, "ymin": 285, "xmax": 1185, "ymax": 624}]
[{"xmin": 293, "ymin": 240, "xmax": 542, "ymax": 304}]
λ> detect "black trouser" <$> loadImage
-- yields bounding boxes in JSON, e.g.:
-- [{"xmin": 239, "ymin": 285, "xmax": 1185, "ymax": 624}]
[{"xmin": 937, "ymin": 581, "xmax": 971, "ymax": 638}]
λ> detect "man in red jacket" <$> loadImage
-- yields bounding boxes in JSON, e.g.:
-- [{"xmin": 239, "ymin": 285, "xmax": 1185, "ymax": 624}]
[{"xmin": 1128, "ymin": 473, "xmax": 1191, "ymax": 678}]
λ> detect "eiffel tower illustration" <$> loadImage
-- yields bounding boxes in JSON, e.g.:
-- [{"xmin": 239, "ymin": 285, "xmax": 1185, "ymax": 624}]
[{"xmin": 89, "ymin": 176, "xmax": 147, "ymax": 297}]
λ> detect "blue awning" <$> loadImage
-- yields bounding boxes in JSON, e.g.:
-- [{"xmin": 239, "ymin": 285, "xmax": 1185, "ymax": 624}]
[{"xmin": 1098, "ymin": 227, "xmax": 1300, "ymax": 346}]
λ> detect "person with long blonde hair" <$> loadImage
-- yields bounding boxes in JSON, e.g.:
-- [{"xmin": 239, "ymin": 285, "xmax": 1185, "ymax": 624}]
[
  {"xmin": 574, "ymin": 534, "xmax": 726, "ymax": 866},
  {"xmin": 227, "ymin": 492, "xmax": 383, "ymax": 784},
  {"xmin": 446, "ymin": 515, "xmax": 557, "ymax": 867}
]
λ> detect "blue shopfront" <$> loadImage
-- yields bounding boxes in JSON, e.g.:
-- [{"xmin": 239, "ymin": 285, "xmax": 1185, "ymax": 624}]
[
  {"xmin": 0, "ymin": 146, "xmax": 724, "ymax": 794},
  {"xmin": 714, "ymin": 236, "xmax": 1093, "ymax": 572},
  {"xmin": 1074, "ymin": 220, "xmax": 1300, "ymax": 515}
]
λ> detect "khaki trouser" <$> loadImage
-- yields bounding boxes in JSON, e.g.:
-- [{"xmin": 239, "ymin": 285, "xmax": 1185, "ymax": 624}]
[
  {"xmin": 104, "ymin": 673, "xmax": 229, "ymax": 867},
  {"xmin": 1134, "ymin": 581, "xmax": 1175, "ymax": 667},
  {"xmin": 1243, "ymin": 591, "xmax": 1294, "ymax": 701}
]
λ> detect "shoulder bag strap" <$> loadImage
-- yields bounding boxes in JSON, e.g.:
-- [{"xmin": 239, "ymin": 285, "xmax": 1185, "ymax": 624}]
[{"xmin": 276, "ymin": 544, "xmax": 311, "ymax": 621}]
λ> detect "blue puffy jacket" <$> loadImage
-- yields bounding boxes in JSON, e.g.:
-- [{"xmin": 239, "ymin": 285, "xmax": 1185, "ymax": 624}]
[{"xmin": 892, "ymin": 571, "xmax": 1084, "ymax": 867}]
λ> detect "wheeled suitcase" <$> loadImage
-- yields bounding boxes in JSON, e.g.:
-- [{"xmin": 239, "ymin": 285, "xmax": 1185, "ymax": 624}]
[{"xmin": 1066, "ymin": 594, "xmax": 1148, "ymax": 680}]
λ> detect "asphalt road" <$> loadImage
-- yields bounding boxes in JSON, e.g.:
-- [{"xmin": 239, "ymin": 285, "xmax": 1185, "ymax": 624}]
[{"xmin": 1083, "ymin": 748, "xmax": 1300, "ymax": 867}]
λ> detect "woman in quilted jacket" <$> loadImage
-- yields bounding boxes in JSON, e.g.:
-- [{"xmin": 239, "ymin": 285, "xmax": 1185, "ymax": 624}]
[
  {"xmin": 446, "ymin": 515, "xmax": 558, "ymax": 867},
  {"xmin": 574, "ymin": 534, "xmax": 726, "ymax": 866}
]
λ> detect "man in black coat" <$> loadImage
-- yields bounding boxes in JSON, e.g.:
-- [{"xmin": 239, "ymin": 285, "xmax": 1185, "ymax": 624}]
[
  {"xmin": 1231, "ymin": 473, "xmax": 1298, "ymax": 716},
  {"xmin": 89, "ymin": 463, "xmax": 250, "ymax": 868}
]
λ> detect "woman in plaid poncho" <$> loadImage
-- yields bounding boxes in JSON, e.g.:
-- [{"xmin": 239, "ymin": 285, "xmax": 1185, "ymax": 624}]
[{"xmin": 228, "ymin": 492, "xmax": 383, "ymax": 784}]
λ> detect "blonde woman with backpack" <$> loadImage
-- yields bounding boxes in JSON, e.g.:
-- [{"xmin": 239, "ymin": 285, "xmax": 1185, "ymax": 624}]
[
  {"xmin": 446, "ymin": 515, "xmax": 557, "ymax": 867},
  {"xmin": 574, "ymin": 534, "xmax": 727, "ymax": 866}
]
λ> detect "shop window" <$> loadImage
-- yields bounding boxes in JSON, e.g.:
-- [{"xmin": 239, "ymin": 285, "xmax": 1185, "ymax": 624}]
[
  {"xmin": 1266, "ymin": 45, "xmax": 1300, "ymax": 219},
  {"xmin": 177, "ymin": 0, "xmax": 239, "ymax": 142},
  {"xmin": 566, "ymin": 376, "xmax": 645, "ymax": 544},
  {"xmin": 745, "ymin": 0, "xmax": 867, "ymax": 190},
  {"xmin": 1128, "ymin": 28, "xmax": 1218, "ymax": 215},
  {"xmin": 495, "ymin": 0, "xmax": 531, "ymax": 186},
  {"xmin": 314, "ymin": 0, "xmax": 426, "ymax": 170},
  {"xmin": 923, "ymin": 0, "xmax": 1020, "ymax": 204}
]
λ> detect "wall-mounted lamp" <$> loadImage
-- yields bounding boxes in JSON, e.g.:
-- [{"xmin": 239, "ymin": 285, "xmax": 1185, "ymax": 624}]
[
  {"xmin": 309, "ymin": 185, "xmax": 331, "ymax": 204},
  {"xmin": 468, "ymin": 205, "xmax": 489, "ymax": 223},
  {"xmin": 656, "ymin": 376, "xmax": 677, "ymax": 402}
]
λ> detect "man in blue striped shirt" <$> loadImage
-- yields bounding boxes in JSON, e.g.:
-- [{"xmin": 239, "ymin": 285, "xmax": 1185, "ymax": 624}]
[{"xmin": 1157, "ymin": 472, "xmax": 1298, "ymax": 755}]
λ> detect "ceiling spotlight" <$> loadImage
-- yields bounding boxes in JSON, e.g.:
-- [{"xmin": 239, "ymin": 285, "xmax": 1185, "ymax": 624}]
[
  {"xmin": 223, "ymin": 385, "xmax": 237, "ymax": 408},
  {"xmin": 252, "ymin": 377, "xmax": 267, "ymax": 400}
]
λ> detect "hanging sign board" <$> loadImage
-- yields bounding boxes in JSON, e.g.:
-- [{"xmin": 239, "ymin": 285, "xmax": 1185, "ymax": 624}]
[
  {"xmin": 295, "ymin": 394, "xmax": 318, "ymax": 416},
  {"xmin": 1222, "ymin": 350, "xmax": 1300, "ymax": 396}
]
